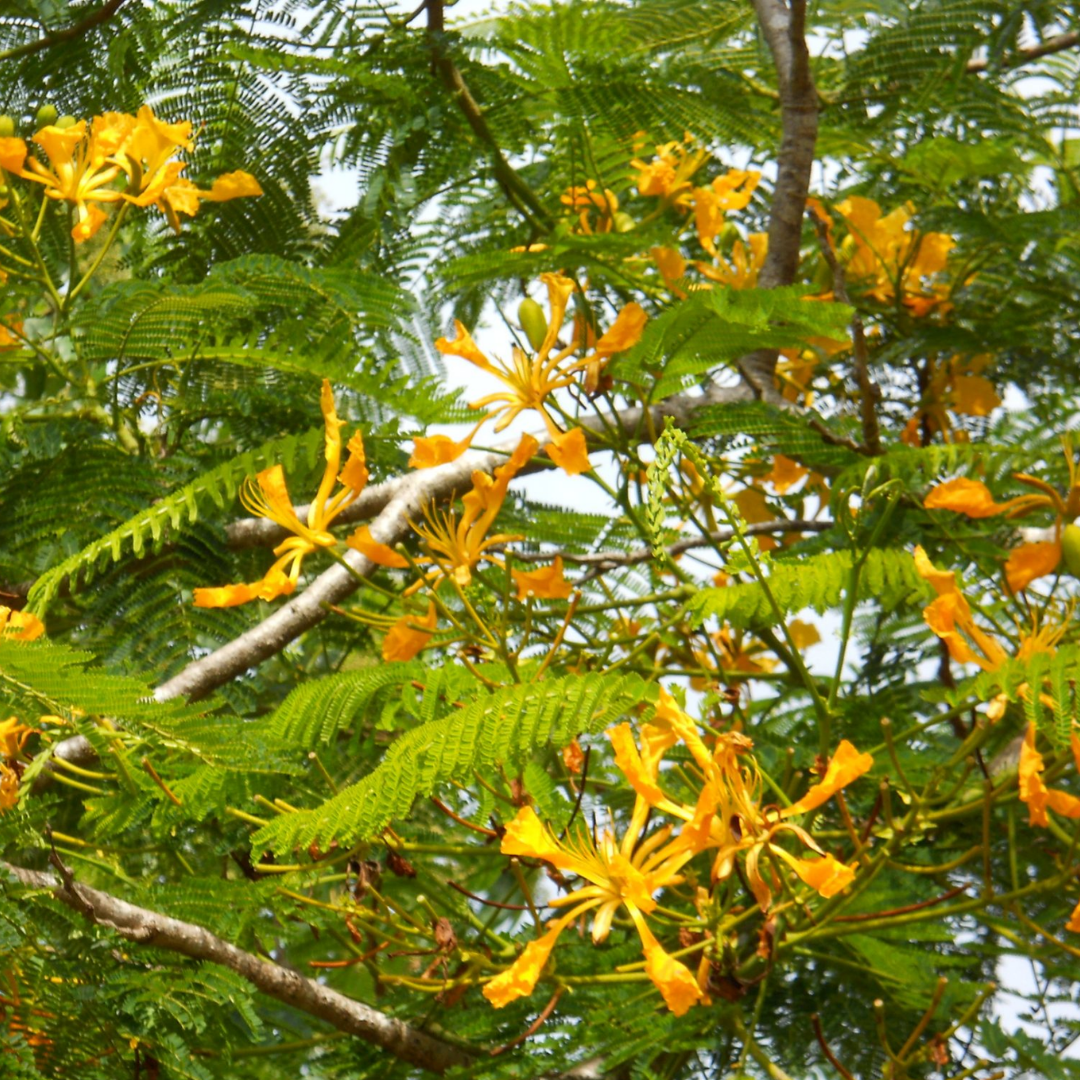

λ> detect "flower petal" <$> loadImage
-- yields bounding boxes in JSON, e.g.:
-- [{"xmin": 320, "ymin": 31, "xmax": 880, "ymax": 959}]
[
  {"xmin": 787, "ymin": 852, "xmax": 855, "ymax": 898},
  {"xmin": 0, "ymin": 137, "xmax": 27, "ymax": 173},
  {"xmin": 634, "ymin": 916, "xmax": 704, "ymax": 1017},
  {"xmin": 500, "ymin": 805, "xmax": 578, "ymax": 870},
  {"xmin": 1005, "ymin": 541, "xmax": 1061, "ymax": 593},
  {"xmin": 483, "ymin": 923, "xmax": 563, "ymax": 1008},
  {"xmin": 0, "ymin": 607, "xmax": 45, "ymax": 642},
  {"xmin": 347, "ymin": 525, "xmax": 408, "ymax": 568},
  {"xmin": 783, "ymin": 740, "xmax": 873, "ymax": 816},
  {"xmin": 546, "ymin": 428, "xmax": 590, "ymax": 476},
  {"xmin": 512, "ymin": 556, "xmax": 572, "ymax": 600}
]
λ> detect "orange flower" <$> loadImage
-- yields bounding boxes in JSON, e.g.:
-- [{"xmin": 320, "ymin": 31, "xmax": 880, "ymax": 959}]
[
  {"xmin": 382, "ymin": 602, "xmax": 437, "ymax": 662},
  {"xmin": 762, "ymin": 454, "xmax": 808, "ymax": 495},
  {"xmin": 696, "ymin": 233, "xmax": 768, "ymax": 290},
  {"xmin": 0, "ymin": 318, "xmax": 24, "ymax": 350},
  {"xmin": 560, "ymin": 179, "xmax": 620, "ymax": 234},
  {"xmin": 562, "ymin": 737, "xmax": 585, "ymax": 773},
  {"xmin": 194, "ymin": 381, "xmax": 369, "ymax": 607},
  {"xmin": 407, "ymin": 435, "xmax": 537, "ymax": 592},
  {"xmin": 0, "ymin": 607, "xmax": 44, "ymax": 642},
  {"xmin": 913, "ymin": 547, "xmax": 1009, "ymax": 670},
  {"xmin": 511, "ymin": 556, "xmax": 573, "ymax": 600},
  {"xmin": 486, "ymin": 803, "xmax": 703, "ymax": 1015},
  {"xmin": 631, "ymin": 138, "xmax": 709, "ymax": 207},
  {"xmin": 652, "ymin": 246, "xmax": 688, "ymax": 294},
  {"xmin": 924, "ymin": 442, "xmax": 1080, "ymax": 591},
  {"xmin": 782, "ymin": 741, "xmax": 873, "ymax": 817},
  {"xmin": 0, "ymin": 137, "xmax": 27, "ymax": 173},
  {"xmin": 545, "ymin": 427, "xmax": 591, "ymax": 476},
  {"xmin": 1018, "ymin": 723, "xmax": 1080, "ymax": 828}
]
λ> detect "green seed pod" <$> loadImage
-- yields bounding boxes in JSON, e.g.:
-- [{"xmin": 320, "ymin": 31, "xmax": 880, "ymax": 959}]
[
  {"xmin": 612, "ymin": 210, "xmax": 636, "ymax": 233},
  {"xmin": 518, "ymin": 297, "xmax": 548, "ymax": 352},
  {"xmin": 0, "ymin": 115, "xmax": 15, "ymax": 138},
  {"xmin": 55, "ymin": 115, "xmax": 78, "ymax": 130},
  {"xmin": 1062, "ymin": 522, "xmax": 1080, "ymax": 577},
  {"xmin": 34, "ymin": 104, "xmax": 58, "ymax": 129},
  {"xmin": 0, "ymin": 185, "xmax": 9, "ymax": 202}
]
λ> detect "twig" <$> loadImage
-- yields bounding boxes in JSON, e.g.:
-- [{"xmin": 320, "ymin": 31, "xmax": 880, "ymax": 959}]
[
  {"xmin": 0, "ymin": 0, "xmax": 129, "ymax": 61},
  {"xmin": 446, "ymin": 880, "xmax": 528, "ymax": 911},
  {"xmin": 810, "ymin": 213, "xmax": 882, "ymax": 455},
  {"xmin": 810, "ymin": 1014, "xmax": 856, "ymax": 1080},
  {"xmin": 489, "ymin": 987, "xmax": 564, "ymax": 1056}
]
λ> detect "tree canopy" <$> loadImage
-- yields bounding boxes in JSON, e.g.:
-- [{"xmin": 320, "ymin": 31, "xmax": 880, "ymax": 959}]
[{"xmin": 2, "ymin": 1, "xmax": 1080, "ymax": 1077}]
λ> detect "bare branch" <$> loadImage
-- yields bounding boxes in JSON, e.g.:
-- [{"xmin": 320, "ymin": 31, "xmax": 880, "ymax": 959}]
[
  {"xmin": 0, "ymin": 0, "xmax": 129, "ymax": 62},
  {"xmin": 966, "ymin": 30, "xmax": 1080, "ymax": 74},
  {"xmin": 3, "ymin": 861, "xmax": 474, "ymax": 1074}
]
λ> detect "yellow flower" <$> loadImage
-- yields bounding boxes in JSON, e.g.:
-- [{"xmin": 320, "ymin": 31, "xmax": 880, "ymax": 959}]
[
  {"xmin": 0, "ymin": 763, "xmax": 18, "ymax": 812},
  {"xmin": 693, "ymin": 170, "xmax": 761, "ymax": 255},
  {"xmin": 913, "ymin": 546, "xmax": 1010, "ymax": 670},
  {"xmin": 0, "ymin": 137, "xmax": 27, "ymax": 174},
  {"xmin": 194, "ymin": 380, "xmax": 369, "ymax": 607},
  {"xmin": 0, "ymin": 607, "xmax": 45, "ymax": 641},
  {"xmin": 0, "ymin": 719, "xmax": 33, "ymax": 761},
  {"xmin": 561, "ymin": 179, "xmax": 620, "ymax": 234},
  {"xmin": 902, "ymin": 355, "xmax": 1001, "ymax": 446},
  {"xmin": 408, "ymin": 435, "xmax": 537, "ymax": 592},
  {"xmin": 631, "ymin": 138, "xmax": 709, "ymax": 207},
  {"xmin": 408, "ymin": 418, "xmax": 485, "ymax": 470},
  {"xmin": 486, "ymin": 802, "xmax": 703, "ymax": 1015},
  {"xmin": 382, "ymin": 602, "xmax": 437, "ymax": 662},
  {"xmin": 511, "ymin": 556, "xmax": 573, "ymax": 600},
  {"xmin": 570, "ymin": 301, "xmax": 647, "ymax": 395},
  {"xmin": 782, "ymin": 741, "xmax": 874, "ymax": 817},
  {"xmin": 19, "ymin": 117, "xmax": 126, "ymax": 242},
  {"xmin": 612, "ymin": 691, "xmax": 866, "ymax": 910},
  {"xmin": 696, "ymin": 233, "xmax": 768, "ymax": 290},
  {"xmin": 833, "ymin": 197, "xmax": 954, "ymax": 314},
  {"xmin": 545, "ymin": 427, "xmax": 591, "ymax": 476},
  {"xmin": 436, "ymin": 274, "xmax": 578, "ymax": 435}
]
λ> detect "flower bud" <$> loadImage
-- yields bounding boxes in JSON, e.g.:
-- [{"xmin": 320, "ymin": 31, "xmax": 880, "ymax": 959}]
[
  {"xmin": 518, "ymin": 297, "xmax": 548, "ymax": 352},
  {"xmin": 34, "ymin": 104, "xmax": 58, "ymax": 129},
  {"xmin": 1062, "ymin": 522, "xmax": 1080, "ymax": 577},
  {"xmin": 55, "ymin": 115, "xmax": 78, "ymax": 130},
  {"xmin": 0, "ymin": 116, "xmax": 14, "ymax": 138},
  {"xmin": 613, "ymin": 211, "xmax": 636, "ymax": 233}
]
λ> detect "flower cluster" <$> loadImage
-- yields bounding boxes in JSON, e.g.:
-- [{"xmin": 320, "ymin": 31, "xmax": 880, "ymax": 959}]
[
  {"xmin": 433, "ymin": 272, "xmax": 646, "ymax": 472},
  {"xmin": 0, "ymin": 105, "xmax": 261, "ymax": 242},
  {"xmin": 0, "ymin": 717, "xmax": 34, "ymax": 813},
  {"xmin": 483, "ymin": 689, "xmax": 872, "ymax": 1015}
]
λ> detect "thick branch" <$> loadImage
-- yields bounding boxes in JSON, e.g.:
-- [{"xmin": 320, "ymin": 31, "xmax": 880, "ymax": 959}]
[
  {"xmin": 0, "ymin": 0, "xmax": 129, "ymax": 62},
  {"xmin": 744, "ymin": 0, "xmax": 818, "ymax": 394},
  {"xmin": 3, "ymin": 862, "xmax": 473, "ymax": 1074}
]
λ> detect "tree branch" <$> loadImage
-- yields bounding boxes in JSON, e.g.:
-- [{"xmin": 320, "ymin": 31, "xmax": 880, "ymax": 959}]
[
  {"xmin": 966, "ymin": 30, "xmax": 1080, "ymax": 74},
  {"xmin": 743, "ymin": 0, "xmax": 819, "ymax": 394},
  {"xmin": 0, "ymin": 0, "xmax": 129, "ymax": 62},
  {"xmin": 3, "ymin": 861, "xmax": 474, "ymax": 1074}
]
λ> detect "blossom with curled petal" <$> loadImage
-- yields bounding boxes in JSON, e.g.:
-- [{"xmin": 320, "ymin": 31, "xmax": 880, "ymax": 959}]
[
  {"xmin": 484, "ymin": 802, "xmax": 703, "ymax": 1016},
  {"xmin": 924, "ymin": 444, "xmax": 1080, "ymax": 591},
  {"xmin": 407, "ymin": 435, "xmax": 538, "ymax": 593},
  {"xmin": 693, "ymin": 170, "xmax": 761, "ymax": 255},
  {"xmin": 0, "ymin": 719, "xmax": 33, "ymax": 762},
  {"xmin": 194, "ymin": 381, "xmax": 368, "ymax": 607},
  {"xmin": 1018, "ymin": 723, "xmax": 1080, "ymax": 829}
]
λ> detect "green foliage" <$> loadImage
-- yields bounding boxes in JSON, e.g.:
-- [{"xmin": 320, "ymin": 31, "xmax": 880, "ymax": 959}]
[
  {"xmin": 253, "ymin": 672, "xmax": 652, "ymax": 851},
  {"xmin": 689, "ymin": 548, "xmax": 925, "ymax": 628}
]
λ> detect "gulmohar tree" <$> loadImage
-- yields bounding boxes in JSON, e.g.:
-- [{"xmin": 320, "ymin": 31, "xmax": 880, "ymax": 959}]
[{"xmin": 2, "ymin": 0, "xmax": 1080, "ymax": 1076}]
